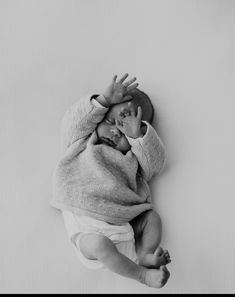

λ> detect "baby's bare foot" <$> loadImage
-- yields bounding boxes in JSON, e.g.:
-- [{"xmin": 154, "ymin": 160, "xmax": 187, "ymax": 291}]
[
  {"xmin": 161, "ymin": 249, "xmax": 171, "ymax": 265},
  {"xmin": 139, "ymin": 247, "xmax": 171, "ymax": 268},
  {"xmin": 155, "ymin": 247, "xmax": 171, "ymax": 265},
  {"xmin": 143, "ymin": 265, "xmax": 170, "ymax": 288}
]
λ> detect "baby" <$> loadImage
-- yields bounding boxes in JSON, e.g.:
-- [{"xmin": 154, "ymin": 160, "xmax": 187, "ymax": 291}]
[{"xmin": 51, "ymin": 74, "xmax": 171, "ymax": 288}]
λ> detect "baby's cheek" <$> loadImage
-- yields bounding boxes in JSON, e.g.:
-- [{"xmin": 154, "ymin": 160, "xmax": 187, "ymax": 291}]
[
  {"xmin": 117, "ymin": 135, "xmax": 131, "ymax": 152},
  {"xmin": 96, "ymin": 122, "xmax": 107, "ymax": 138}
]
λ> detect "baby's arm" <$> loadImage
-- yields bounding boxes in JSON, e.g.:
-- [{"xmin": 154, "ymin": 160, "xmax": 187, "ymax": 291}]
[
  {"xmin": 97, "ymin": 73, "xmax": 138, "ymax": 107},
  {"xmin": 115, "ymin": 105, "xmax": 166, "ymax": 181},
  {"xmin": 61, "ymin": 94, "xmax": 108, "ymax": 150},
  {"xmin": 61, "ymin": 74, "xmax": 138, "ymax": 150},
  {"xmin": 127, "ymin": 123, "xmax": 166, "ymax": 181},
  {"xmin": 79, "ymin": 233, "xmax": 169, "ymax": 288}
]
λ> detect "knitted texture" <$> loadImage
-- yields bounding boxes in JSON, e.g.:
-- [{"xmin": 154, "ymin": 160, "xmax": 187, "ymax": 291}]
[{"xmin": 50, "ymin": 95, "xmax": 166, "ymax": 225}]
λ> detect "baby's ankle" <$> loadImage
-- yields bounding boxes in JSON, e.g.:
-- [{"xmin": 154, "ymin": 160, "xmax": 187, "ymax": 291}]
[{"xmin": 138, "ymin": 266, "xmax": 148, "ymax": 285}]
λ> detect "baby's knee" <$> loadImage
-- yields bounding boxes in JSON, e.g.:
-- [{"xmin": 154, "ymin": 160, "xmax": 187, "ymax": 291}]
[
  {"xmin": 144, "ymin": 210, "xmax": 162, "ymax": 228},
  {"xmin": 80, "ymin": 233, "xmax": 115, "ymax": 260}
]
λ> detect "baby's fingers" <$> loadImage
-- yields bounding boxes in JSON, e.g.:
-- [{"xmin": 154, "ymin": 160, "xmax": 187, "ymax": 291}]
[
  {"xmin": 123, "ymin": 77, "xmax": 136, "ymax": 87},
  {"xmin": 128, "ymin": 102, "xmax": 136, "ymax": 116},
  {"xmin": 112, "ymin": 74, "xmax": 118, "ymax": 83},
  {"xmin": 126, "ymin": 83, "xmax": 139, "ymax": 92},
  {"xmin": 137, "ymin": 106, "xmax": 142, "ymax": 121},
  {"xmin": 115, "ymin": 119, "xmax": 123, "ymax": 128},
  {"xmin": 119, "ymin": 107, "xmax": 129, "ymax": 118},
  {"xmin": 117, "ymin": 73, "xmax": 129, "ymax": 83}
]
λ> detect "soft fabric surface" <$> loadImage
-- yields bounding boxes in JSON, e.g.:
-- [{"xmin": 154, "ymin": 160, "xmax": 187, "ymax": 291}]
[{"xmin": 1, "ymin": 0, "xmax": 235, "ymax": 293}]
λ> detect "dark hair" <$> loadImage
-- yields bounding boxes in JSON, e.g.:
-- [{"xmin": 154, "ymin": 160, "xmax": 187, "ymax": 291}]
[
  {"xmin": 127, "ymin": 88, "xmax": 154, "ymax": 124},
  {"xmin": 137, "ymin": 89, "xmax": 154, "ymax": 124}
]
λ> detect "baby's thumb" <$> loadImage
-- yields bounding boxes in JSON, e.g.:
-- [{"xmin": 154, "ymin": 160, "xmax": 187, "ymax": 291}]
[
  {"xmin": 115, "ymin": 119, "xmax": 123, "ymax": 128},
  {"xmin": 137, "ymin": 106, "xmax": 142, "ymax": 120},
  {"xmin": 115, "ymin": 120, "xmax": 125, "ymax": 135}
]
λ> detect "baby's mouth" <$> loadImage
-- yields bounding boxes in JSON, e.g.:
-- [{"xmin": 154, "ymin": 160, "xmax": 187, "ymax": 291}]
[{"xmin": 100, "ymin": 137, "xmax": 117, "ymax": 148}]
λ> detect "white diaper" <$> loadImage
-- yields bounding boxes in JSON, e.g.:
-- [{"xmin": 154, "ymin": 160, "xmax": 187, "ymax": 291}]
[{"xmin": 62, "ymin": 210, "xmax": 138, "ymax": 269}]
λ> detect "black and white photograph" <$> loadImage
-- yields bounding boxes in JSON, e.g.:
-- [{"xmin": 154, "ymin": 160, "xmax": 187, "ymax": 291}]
[{"xmin": 1, "ymin": 0, "xmax": 235, "ymax": 294}]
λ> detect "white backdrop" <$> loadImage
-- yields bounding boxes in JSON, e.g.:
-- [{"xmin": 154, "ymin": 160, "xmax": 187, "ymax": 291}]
[{"xmin": 1, "ymin": 0, "xmax": 235, "ymax": 293}]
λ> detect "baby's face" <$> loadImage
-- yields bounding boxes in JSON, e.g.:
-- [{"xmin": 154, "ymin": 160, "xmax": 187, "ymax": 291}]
[
  {"xmin": 96, "ymin": 101, "xmax": 133, "ymax": 153},
  {"xmin": 96, "ymin": 89, "xmax": 153, "ymax": 153}
]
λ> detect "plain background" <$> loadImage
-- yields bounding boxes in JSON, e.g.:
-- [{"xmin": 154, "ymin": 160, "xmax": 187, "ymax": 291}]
[{"xmin": 1, "ymin": 0, "xmax": 235, "ymax": 293}]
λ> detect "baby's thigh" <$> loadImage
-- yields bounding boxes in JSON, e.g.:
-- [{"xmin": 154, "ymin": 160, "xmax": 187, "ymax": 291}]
[
  {"xmin": 130, "ymin": 210, "xmax": 162, "ymax": 239},
  {"xmin": 79, "ymin": 233, "xmax": 116, "ymax": 260}
]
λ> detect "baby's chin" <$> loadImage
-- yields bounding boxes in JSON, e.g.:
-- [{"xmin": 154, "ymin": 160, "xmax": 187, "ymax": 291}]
[
  {"xmin": 111, "ymin": 137, "xmax": 131, "ymax": 153},
  {"xmin": 115, "ymin": 144, "xmax": 130, "ymax": 154}
]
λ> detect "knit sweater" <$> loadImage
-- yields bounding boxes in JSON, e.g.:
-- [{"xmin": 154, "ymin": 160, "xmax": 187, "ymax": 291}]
[{"xmin": 50, "ymin": 94, "xmax": 166, "ymax": 225}]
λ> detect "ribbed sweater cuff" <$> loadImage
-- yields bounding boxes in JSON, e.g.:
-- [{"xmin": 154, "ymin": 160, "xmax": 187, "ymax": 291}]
[{"xmin": 126, "ymin": 121, "xmax": 154, "ymax": 147}]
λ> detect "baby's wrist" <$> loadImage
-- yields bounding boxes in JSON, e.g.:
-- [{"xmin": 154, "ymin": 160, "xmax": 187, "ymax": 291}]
[
  {"xmin": 127, "ymin": 130, "xmax": 143, "ymax": 139},
  {"xmin": 138, "ymin": 266, "xmax": 148, "ymax": 284},
  {"xmin": 96, "ymin": 94, "xmax": 111, "ymax": 108},
  {"xmin": 129, "ymin": 133, "xmax": 143, "ymax": 139}
]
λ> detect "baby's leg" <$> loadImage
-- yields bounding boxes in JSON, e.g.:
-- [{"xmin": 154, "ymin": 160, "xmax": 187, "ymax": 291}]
[
  {"xmin": 130, "ymin": 210, "xmax": 171, "ymax": 268},
  {"xmin": 79, "ymin": 233, "xmax": 170, "ymax": 288}
]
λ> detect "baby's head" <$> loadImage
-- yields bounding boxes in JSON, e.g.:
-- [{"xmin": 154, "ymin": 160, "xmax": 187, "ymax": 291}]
[
  {"xmin": 96, "ymin": 88, "xmax": 154, "ymax": 153},
  {"xmin": 125, "ymin": 88, "xmax": 154, "ymax": 124}
]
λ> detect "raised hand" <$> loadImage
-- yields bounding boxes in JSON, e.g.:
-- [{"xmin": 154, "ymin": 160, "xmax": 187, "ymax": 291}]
[
  {"xmin": 115, "ymin": 102, "xmax": 143, "ymax": 139},
  {"xmin": 103, "ymin": 73, "xmax": 139, "ymax": 106}
]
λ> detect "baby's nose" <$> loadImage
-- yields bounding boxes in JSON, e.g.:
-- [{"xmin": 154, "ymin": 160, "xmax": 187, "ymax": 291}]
[{"xmin": 110, "ymin": 127, "xmax": 121, "ymax": 137}]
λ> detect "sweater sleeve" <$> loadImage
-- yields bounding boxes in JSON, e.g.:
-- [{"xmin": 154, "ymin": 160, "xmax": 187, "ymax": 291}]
[
  {"xmin": 61, "ymin": 94, "xmax": 108, "ymax": 150},
  {"xmin": 126, "ymin": 121, "xmax": 166, "ymax": 182}
]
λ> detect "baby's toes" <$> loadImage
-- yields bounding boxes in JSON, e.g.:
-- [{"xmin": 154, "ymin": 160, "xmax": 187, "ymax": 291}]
[
  {"xmin": 154, "ymin": 247, "xmax": 163, "ymax": 256},
  {"xmin": 160, "ymin": 265, "xmax": 170, "ymax": 284},
  {"xmin": 163, "ymin": 250, "xmax": 171, "ymax": 264}
]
